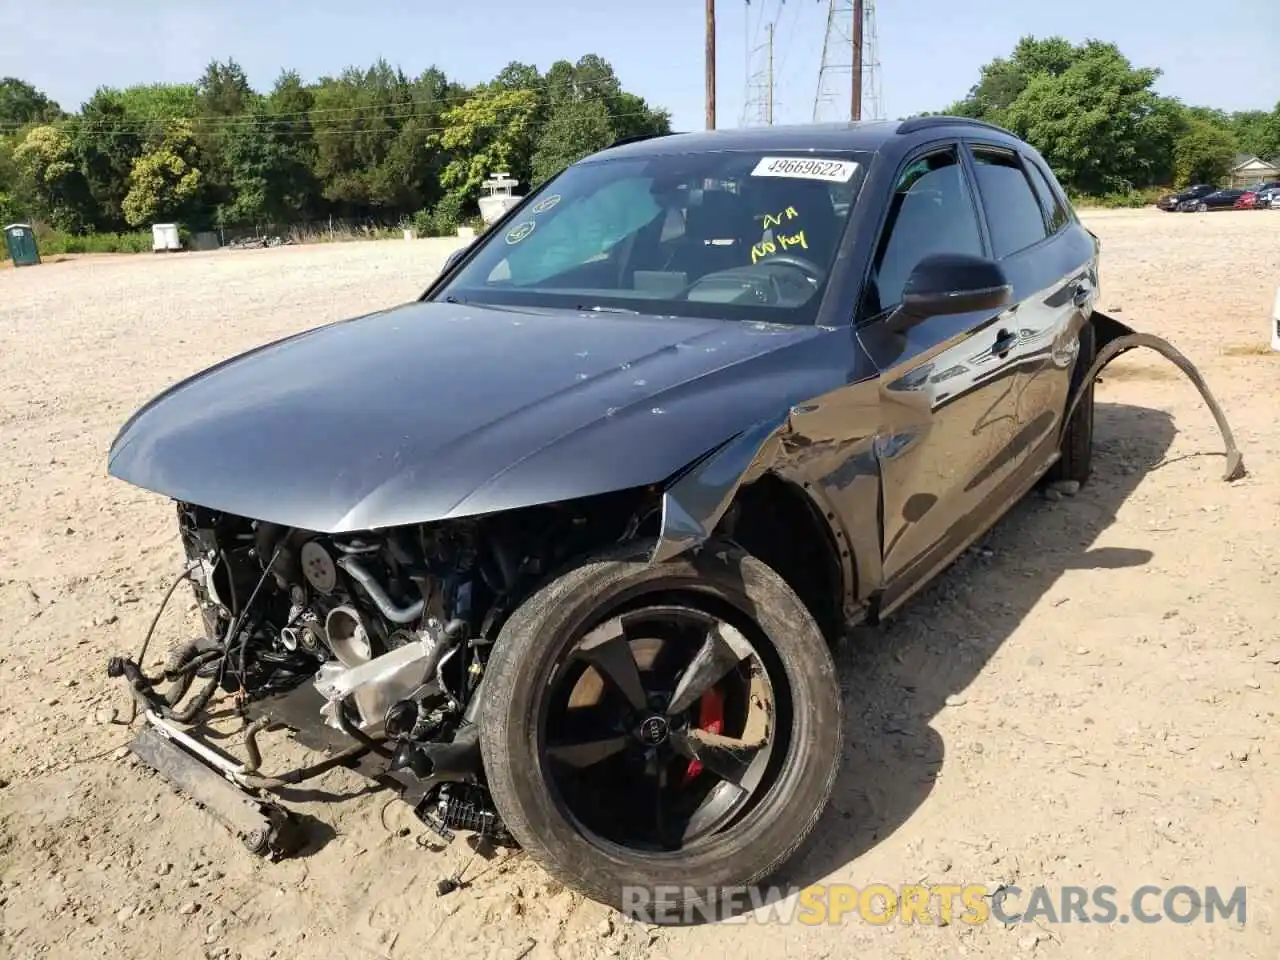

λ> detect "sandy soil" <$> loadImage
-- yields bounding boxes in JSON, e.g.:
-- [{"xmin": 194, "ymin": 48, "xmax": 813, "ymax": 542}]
[{"xmin": 1, "ymin": 210, "xmax": 1277, "ymax": 960}]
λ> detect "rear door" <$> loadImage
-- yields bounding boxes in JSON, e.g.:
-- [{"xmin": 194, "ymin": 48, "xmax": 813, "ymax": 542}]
[
  {"xmin": 855, "ymin": 142, "xmax": 1026, "ymax": 597},
  {"xmin": 962, "ymin": 142, "xmax": 1094, "ymax": 478}
]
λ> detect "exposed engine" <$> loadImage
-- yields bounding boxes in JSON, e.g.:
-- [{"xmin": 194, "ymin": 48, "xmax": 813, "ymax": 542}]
[
  {"xmin": 119, "ymin": 492, "xmax": 654, "ymax": 842},
  {"xmin": 179, "ymin": 503, "xmax": 489, "ymax": 723}
]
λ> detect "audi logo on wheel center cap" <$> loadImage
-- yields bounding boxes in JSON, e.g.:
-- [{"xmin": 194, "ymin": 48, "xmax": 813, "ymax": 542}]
[{"xmin": 638, "ymin": 715, "xmax": 669, "ymax": 746}]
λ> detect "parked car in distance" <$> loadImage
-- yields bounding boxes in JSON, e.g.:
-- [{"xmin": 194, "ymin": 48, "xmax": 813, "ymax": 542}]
[
  {"xmin": 1180, "ymin": 187, "xmax": 1246, "ymax": 211},
  {"xmin": 1157, "ymin": 183, "xmax": 1215, "ymax": 210},
  {"xmin": 1248, "ymin": 182, "xmax": 1280, "ymax": 208}
]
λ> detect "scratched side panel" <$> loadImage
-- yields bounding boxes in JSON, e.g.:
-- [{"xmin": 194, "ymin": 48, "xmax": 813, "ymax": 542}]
[
  {"xmin": 858, "ymin": 309, "xmax": 1024, "ymax": 597},
  {"xmin": 778, "ymin": 377, "xmax": 885, "ymax": 617}
]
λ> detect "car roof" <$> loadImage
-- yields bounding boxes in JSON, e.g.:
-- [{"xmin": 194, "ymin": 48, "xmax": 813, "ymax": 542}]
[{"xmin": 584, "ymin": 117, "xmax": 1027, "ymax": 164}]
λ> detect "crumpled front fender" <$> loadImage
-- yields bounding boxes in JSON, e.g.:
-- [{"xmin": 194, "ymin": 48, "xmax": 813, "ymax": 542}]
[
  {"xmin": 650, "ymin": 413, "xmax": 790, "ymax": 564},
  {"xmin": 1074, "ymin": 312, "xmax": 1245, "ymax": 482}
]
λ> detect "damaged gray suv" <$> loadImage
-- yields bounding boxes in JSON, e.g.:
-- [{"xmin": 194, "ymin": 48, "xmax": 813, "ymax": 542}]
[{"xmin": 105, "ymin": 117, "xmax": 1243, "ymax": 919}]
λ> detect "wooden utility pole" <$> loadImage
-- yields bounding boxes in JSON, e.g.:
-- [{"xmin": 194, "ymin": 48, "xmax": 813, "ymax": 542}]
[
  {"xmin": 851, "ymin": 0, "xmax": 864, "ymax": 121},
  {"xmin": 765, "ymin": 21, "xmax": 774, "ymax": 125},
  {"xmin": 705, "ymin": 0, "xmax": 716, "ymax": 129}
]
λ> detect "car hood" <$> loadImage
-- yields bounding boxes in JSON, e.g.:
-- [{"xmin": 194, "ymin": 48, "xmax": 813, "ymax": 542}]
[{"xmin": 108, "ymin": 299, "xmax": 844, "ymax": 532}]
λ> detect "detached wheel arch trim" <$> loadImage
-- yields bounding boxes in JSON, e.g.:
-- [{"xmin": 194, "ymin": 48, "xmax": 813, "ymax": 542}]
[
  {"xmin": 1074, "ymin": 311, "xmax": 1246, "ymax": 482},
  {"xmin": 477, "ymin": 538, "xmax": 844, "ymax": 911}
]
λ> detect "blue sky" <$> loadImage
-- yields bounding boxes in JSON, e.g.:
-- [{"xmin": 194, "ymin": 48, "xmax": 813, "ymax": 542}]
[{"xmin": 3, "ymin": 0, "xmax": 1277, "ymax": 128}]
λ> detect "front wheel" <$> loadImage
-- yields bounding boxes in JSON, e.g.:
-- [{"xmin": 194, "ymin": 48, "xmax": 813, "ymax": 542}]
[{"xmin": 478, "ymin": 539, "xmax": 843, "ymax": 919}]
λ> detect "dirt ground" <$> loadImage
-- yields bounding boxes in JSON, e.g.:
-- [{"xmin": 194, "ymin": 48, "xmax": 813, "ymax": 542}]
[{"xmin": 1, "ymin": 209, "xmax": 1277, "ymax": 960}]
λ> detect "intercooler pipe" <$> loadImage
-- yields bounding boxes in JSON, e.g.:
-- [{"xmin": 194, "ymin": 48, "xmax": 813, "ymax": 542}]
[{"xmin": 335, "ymin": 556, "xmax": 425, "ymax": 624}]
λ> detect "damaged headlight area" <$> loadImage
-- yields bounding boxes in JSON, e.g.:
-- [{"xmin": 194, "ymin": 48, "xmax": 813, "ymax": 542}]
[{"xmin": 107, "ymin": 489, "xmax": 661, "ymax": 853}]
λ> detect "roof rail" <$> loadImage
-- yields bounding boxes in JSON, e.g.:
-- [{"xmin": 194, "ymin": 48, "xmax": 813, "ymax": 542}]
[
  {"xmin": 895, "ymin": 115, "xmax": 1014, "ymax": 136},
  {"xmin": 606, "ymin": 131, "xmax": 683, "ymax": 150}
]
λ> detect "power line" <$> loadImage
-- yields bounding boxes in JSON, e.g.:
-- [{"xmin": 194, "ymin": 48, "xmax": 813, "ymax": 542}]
[
  {"xmin": 813, "ymin": 0, "xmax": 884, "ymax": 122},
  {"xmin": 743, "ymin": 16, "xmax": 777, "ymax": 125}
]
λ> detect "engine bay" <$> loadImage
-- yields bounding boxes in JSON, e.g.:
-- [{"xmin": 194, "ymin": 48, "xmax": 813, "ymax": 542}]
[{"xmin": 109, "ymin": 490, "xmax": 656, "ymax": 848}]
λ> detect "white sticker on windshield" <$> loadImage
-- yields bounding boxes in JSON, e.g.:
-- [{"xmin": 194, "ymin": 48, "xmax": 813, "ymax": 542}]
[{"xmin": 751, "ymin": 156, "xmax": 858, "ymax": 182}]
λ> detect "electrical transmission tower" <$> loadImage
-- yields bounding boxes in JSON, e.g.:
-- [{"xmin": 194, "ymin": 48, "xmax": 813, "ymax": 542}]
[
  {"xmin": 742, "ymin": 19, "xmax": 776, "ymax": 125},
  {"xmin": 813, "ymin": 0, "xmax": 884, "ymax": 122}
]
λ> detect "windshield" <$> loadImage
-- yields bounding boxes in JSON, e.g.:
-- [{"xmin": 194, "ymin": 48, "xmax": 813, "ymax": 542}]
[{"xmin": 434, "ymin": 150, "xmax": 871, "ymax": 325}]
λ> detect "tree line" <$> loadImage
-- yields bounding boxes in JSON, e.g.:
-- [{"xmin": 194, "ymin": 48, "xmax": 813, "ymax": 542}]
[
  {"xmin": 2, "ymin": 37, "xmax": 1278, "ymax": 241},
  {"xmin": 0, "ymin": 55, "xmax": 670, "ymax": 237},
  {"xmin": 931, "ymin": 36, "xmax": 1280, "ymax": 197}
]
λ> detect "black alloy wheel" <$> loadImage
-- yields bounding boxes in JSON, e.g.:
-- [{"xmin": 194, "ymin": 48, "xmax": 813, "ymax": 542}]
[
  {"xmin": 540, "ymin": 604, "xmax": 780, "ymax": 851},
  {"xmin": 478, "ymin": 539, "xmax": 843, "ymax": 916}
]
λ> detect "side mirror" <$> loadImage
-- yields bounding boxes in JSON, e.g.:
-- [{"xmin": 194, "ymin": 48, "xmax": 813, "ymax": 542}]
[
  {"xmin": 892, "ymin": 252, "xmax": 1013, "ymax": 330},
  {"xmin": 442, "ymin": 244, "xmax": 470, "ymax": 273}
]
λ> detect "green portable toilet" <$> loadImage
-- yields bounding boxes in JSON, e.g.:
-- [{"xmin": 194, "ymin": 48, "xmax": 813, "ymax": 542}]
[{"xmin": 3, "ymin": 223, "xmax": 40, "ymax": 267}]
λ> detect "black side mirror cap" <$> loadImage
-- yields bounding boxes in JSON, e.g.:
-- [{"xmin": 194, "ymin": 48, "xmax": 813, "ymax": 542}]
[
  {"xmin": 891, "ymin": 252, "xmax": 1013, "ymax": 331},
  {"xmin": 902, "ymin": 251, "xmax": 1012, "ymax": 314}
]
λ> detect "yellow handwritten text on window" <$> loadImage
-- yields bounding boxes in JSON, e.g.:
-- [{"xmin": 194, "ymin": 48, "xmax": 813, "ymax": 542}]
[
  {"xmin": 761, "ymin": 206, "xmax": 799, "ymax": 229},
  {"xmin": 751, "ymin": 240, "xmax": 777, "ymax": 263},
  {"xmin": 752, "ymin": 229, "xmax": 808, "ymax": 263},
  {"xmin": 778, "ymin": 230, "xmax": 808, "ymax": 251}
]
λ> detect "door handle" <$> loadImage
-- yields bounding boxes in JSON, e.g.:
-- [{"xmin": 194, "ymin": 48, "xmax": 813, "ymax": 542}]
[{"xmin": 992, "ymin": 328, "xmax": 1018, "ymax": 357}]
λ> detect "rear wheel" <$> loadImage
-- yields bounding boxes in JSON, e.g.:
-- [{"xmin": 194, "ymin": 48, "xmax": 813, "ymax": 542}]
[
  {"xmin": 478, "ymin": 539, "xmax": 843, "ymax": 919},
  {"xmin": 1045, "ymin": 319, "xmax": 1096, "ymax": 486}
]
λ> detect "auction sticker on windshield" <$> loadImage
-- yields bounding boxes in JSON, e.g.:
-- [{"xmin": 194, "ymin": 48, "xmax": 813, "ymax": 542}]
[{"xmin": 751, "ymin": 157, "xmax": 859, "ymax": 182}]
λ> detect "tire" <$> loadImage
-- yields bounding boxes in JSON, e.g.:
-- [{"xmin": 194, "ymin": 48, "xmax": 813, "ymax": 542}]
[
  {"xmin": 1045, "ymin": 319, "xmax": 1096, "ymax": 486},
  {"xmin": 1197, "ymin": 201, "xmax": 1208, "ymax": 212},
  {"xmin": 478, "ymin": 538, "xmax": 843, "ymax": 920}
]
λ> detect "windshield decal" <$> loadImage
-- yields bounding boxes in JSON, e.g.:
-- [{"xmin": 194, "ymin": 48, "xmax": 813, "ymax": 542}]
[
  {"xmin": 532, "ymin": 194, "xmax": 561, "ymax": 215},
  {"xmin": 505, "ymin": 220, "xmax": 536, "ymax": 244},
  {"xmin": 751, "ymin": 157, "xmax": 858, "ymax": 182}
]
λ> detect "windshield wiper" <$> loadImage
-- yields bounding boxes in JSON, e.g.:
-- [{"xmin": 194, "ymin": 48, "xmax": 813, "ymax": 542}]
[
  {"xmin": 444, "ymin": 295, "xmax": 467, "ymax": 304},
  {"xmin": 576, "ymin": 304, "xmax": 639, "ymax": 314}
]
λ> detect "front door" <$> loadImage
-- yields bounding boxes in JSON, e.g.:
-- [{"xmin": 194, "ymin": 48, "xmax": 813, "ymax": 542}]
[{"xmin": 855, "ymin": 143, "xmax": 1025, "ymax": 600}]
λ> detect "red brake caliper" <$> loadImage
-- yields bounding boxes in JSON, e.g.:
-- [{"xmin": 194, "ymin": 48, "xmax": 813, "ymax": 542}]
[{"xmin": 682, "ymin": 685, "xmax": 725, "ymax": 784}]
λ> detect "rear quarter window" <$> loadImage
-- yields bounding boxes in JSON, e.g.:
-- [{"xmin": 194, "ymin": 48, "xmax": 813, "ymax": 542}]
[{"xmin": 1023, "ymin": 159, "xmax": 1070, "ymax": 234}]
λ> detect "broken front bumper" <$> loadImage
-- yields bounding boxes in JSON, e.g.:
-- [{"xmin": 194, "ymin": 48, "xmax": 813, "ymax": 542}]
[{"xmin": 129, "ymin": 711, "xmax": 305, "ymax": 859}]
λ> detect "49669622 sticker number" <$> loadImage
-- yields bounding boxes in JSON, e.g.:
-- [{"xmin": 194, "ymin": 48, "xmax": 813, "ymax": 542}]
[{"xmin": 751, "ymin": 157, "xmax": 859, "ymax": 183}]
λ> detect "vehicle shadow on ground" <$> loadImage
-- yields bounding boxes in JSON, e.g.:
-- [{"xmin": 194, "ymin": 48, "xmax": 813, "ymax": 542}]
[{"xmin": 771, "ymin": 400, "xmax": 1184, "ymax": 893}]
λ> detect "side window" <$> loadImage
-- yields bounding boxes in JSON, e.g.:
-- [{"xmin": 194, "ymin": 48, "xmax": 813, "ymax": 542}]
[
  {"xmin": 865, "ymin": 146, "xmax": 985, "ymax": 317},
  {"xmin": 969, "ymin": 147, "xmax": 1049, "ymax": 257},
  {"xmin": 1023, "ymin": 158, "xmax": 1070, "ymax": 233}
]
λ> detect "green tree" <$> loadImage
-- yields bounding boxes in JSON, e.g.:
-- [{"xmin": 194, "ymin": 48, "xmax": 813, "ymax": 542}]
[
  {"xmin": 944, "ymin": 37, "xmax": 1179, "ymax": 193},
  {"xmin": 70, "ymin": 89, "xmax": 144, "ymax": 230},
  {"xmin": 1173, "ymin": 116, "xmax": 1239, "ymax": 185},
  {"xmin": 531, "ymin": 98, "xmax": 614, "ymax": 185},
  {"xmin": 1234, "ymin": 101, "xmax": 1280, "ymax": 160},
  {"xmin": 941, "ymin": 36, "xmax": 1079, "ymax": 122},
  {"xmin": 122, "ymin": 122, "xmax": 205, "ymax": 226},
  {"xmin": 13, "ymin": 124, "xmax": 92, "ymax": 230},
  {"xmin": 432, "ymin": 87, "xmax": 539, "ymax": 206},
  {"xmin": 0, "ymin": 78, "xmax": 62, "ymax": 129},
  {"xmin": 527, "ymin": 56, "xmax": 670, "ymax": 185}
]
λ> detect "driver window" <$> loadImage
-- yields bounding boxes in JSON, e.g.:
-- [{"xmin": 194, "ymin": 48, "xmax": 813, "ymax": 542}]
[{"xmin": 863, "ymin": 146, "xmax": 984, "ymax": 318}]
